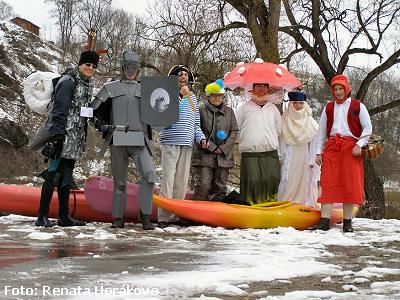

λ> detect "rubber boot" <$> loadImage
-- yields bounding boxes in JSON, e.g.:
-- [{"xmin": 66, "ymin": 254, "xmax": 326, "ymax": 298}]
[
  {"xmin": 309, "ymin": 217, "xmax": 330, "ymax": 231},
  {"xmin": 111, "ymin": 218, "xmax": 125, "ymax": 229},
  {"xmin": 139, "ymin": 210, "xmax": 154, "ymax": 230},
  {"xmin": 57, "ymin": 215, "xmax": 86, "ymax": 227},
  {"xmin": 35, "ymin": 216, "xmax": 56, "ymax": 227},
  {"xmin": 343, "ymin": 219, "xmax": 354, "ymax": 232}
]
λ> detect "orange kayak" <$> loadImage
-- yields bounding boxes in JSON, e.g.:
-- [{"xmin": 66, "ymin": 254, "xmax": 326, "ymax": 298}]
[
  {"xmin": 153, "ymin": 195, "xmax": 354, "ymax": 230},
  {"xmin": 0, "ymin": 184, "xmax": 113, "ymax": 222}
]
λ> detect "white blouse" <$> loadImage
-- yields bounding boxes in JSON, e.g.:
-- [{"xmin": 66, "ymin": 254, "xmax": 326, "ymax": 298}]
[{"xmin": 236, "ymin": 101, "xmax": 282, "ymax": 153}]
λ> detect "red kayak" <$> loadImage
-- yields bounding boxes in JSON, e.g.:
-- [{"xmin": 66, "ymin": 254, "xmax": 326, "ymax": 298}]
[
  {"xmin": 84, "ymin": 176, "xmax": 193, "ymax": 221},
  {"xmin": 0, "ymin": 177, "xmax": 186, "ymax": 223},
  {"xmin": 84, "ymin": 176, "xmax": 158, "ymax": 221},
  {"xmin": 0, "ymin": 183, "xmax": 113, "ymax": 222}
]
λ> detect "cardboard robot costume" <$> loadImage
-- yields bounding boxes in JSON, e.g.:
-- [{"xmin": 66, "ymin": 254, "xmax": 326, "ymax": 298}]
[{"xmin": 91, "ymin": 51, "xmax": 156, "ymax": 230}]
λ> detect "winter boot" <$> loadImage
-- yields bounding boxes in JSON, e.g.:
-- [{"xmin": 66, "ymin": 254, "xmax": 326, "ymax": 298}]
[
  {"xmin": 309, "ymin": 218, "xmax": 330, "ymax": 231},
  {"xmin": 343, "ymin": 219, "xmax": 354, "ymax": 232},
  {"xmin": 110, "ymin": 218, "xmax": 125, "ymax": 229},
  {"xmin": 57, "ymin": 215, "xmax": 86, "ymax": 227},
  {"xmin": 35, "ymin": 216, "xmax": 56, "ymax": 227},
  {"xmin": 139, "ymin": 210, "xmax": 155, "ymax": 230}
]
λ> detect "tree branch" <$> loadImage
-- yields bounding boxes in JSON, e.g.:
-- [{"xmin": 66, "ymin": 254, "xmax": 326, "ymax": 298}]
[
  {"xmin": 357, "ymin": 48, "xmax": 400, "ymax": 100},
  {"xmin": 281, "ymin": 0, "xmax": 336, "ymax": 82},
  {"xmin": 368, "ymin": 98, "xmax": 400, "ymax": 116}
]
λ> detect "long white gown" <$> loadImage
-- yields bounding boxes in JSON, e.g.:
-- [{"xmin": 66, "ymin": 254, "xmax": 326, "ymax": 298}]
[{"xmin": 278, "ymin": 136, "xmax": 320, "ymax": 208}]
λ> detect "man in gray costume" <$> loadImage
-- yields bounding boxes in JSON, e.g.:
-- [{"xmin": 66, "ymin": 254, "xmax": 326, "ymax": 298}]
[{"xmin": 91, "ymin": 51, "xmax": 156, "ymax": 230}]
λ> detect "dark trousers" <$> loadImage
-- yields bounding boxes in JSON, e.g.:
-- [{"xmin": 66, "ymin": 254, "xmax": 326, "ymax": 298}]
[
  {"xmin": 192, "ymin": 166, "xmax": 229, "ymax": 201},
  {"xmin": 38, "ymin": 158, "xmax": 75, "ymax": 217}
]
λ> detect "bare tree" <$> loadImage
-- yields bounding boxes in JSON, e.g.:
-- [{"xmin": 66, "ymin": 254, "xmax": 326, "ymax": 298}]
[
  {"xmin": 46, "ymin": 0, "xmax": 80, "ymax": 63},
  {"xmin": 143, "ymin": 0, "xmax": 256, "ymax": 85},
  {"xmin": 76, "ymin": 0, "xmax": 113, "ymax": 46},
  {"xmin": 101, "ymin": 9, "xmax": 137, "ymax": 76}
]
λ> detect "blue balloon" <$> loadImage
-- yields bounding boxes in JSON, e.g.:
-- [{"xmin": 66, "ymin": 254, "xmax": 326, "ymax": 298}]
[
  {"xmin": 215, "ymin": 79, "xmax": 224, "ymax": 88},
  {"xmin": 216, "ymin": 130, "xmax": 228, "ymax": 141}
]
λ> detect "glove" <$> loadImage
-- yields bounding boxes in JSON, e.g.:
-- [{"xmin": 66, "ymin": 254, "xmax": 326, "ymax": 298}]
[
  {"xmin": 42, "ymin": 138, "xmax": 63, "ymax": 162},
  {"xmin": 100, "ymin": 125, "xmax": 110, "ymax": 134},
  {"xmin": 99, "ymin": 125, "xmax": 111, "ymax": 139},
  {"xmin": 94, "ymin": 119, "xmax": 107, "ymax": 132}
]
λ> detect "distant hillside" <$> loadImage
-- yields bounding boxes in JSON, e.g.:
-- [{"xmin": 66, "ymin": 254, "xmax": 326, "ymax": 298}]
[
  {"xmin": 0, "ymin": 21, "xmax": 60, "ymax": 182},
  {"xmin": 0, "ymin": 21, "xmax": 112, "ymax": 185},
  {"xmin": 0, "ymin": 21, "xmax": 61, "ymax": 126}
]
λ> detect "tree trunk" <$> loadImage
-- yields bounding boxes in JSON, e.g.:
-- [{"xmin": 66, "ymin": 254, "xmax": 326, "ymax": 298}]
[
  {"xmin": 226, "ymin": 0, "xmax": 281, "ymax": 64},
  {"xmin": 363, "ymin": 160, "xmax": 385, "ymax": 219}
]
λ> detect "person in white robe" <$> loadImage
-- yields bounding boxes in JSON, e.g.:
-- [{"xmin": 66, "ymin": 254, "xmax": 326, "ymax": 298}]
[{"xmin": 278, "ymin": 91, "xmax": 320, "ymax": 207}]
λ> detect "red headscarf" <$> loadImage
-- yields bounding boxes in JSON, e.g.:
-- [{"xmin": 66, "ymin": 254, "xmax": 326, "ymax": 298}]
[{"xmin": 330, "ymin": 75, "xmax": 352, "ymax": 104}]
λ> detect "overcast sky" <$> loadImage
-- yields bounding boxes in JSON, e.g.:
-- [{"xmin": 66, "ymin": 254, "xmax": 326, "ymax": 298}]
[{"xmin": 5, "ymin": 0, "xmax": 154, "ymax": 40}]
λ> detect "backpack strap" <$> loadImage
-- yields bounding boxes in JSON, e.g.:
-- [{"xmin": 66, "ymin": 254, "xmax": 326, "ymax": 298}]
[{"xmin": 55, "ymin": 74, "xmax": 77, "ymax": 93}]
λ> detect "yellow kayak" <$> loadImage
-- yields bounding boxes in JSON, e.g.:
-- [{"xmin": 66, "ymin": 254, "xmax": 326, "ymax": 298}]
[{"xmin": 153, "ymin": 195, "xmax": 355, "ymax": 230}]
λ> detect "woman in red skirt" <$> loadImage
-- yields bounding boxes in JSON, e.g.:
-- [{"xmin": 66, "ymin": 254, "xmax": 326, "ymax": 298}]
[{"xmin": 311, "ymin": 75, "xmax": 372, "ymax": 232}]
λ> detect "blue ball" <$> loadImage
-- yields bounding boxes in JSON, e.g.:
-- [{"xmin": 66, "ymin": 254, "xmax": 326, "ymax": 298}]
[{"xmin": 216, "ymin": 130, "xmax": 228, "ymax": 141}]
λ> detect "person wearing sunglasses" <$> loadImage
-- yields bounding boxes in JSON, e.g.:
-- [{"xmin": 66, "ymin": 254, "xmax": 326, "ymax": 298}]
[{"xmin": 35, "ymin": 50, "xmax": 99, "ymax": 227}]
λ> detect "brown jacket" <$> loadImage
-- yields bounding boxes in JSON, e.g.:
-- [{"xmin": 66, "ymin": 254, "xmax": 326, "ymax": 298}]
[{"xmin": 192, "ymin": 101, "xmax": 238, "ymax": 168}]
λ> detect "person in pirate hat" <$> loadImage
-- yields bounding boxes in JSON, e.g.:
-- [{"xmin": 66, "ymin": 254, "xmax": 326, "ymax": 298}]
[
  {"xmin": 311, "ymin": 74, "xmax": 372, "ymax": 232},
  {"xmin": 278, "ymin": 91, "xmax": 320, "ymax": 208},
  {"xmin": 157, "ymin": 65, "xmax": 207, "ymax": 228},
  {"xmin": 191, "ymin": 79, "xmax": 238, "ymax": 201}
]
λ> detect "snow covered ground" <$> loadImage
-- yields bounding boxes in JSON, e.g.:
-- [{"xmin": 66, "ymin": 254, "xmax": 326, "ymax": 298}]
[{"xmin": 0, "ymin": 215, "xmax": 399, "ymax": 299}]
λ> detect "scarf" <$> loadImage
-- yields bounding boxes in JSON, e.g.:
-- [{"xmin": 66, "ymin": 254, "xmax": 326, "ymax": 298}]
[{"xmin": 281, "ymin": 102, "xmax": 319, "ymax": 145}]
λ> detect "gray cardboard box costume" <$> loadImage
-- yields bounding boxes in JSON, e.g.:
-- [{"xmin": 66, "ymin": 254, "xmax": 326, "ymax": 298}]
[{"xmin": 90, "ymin": 51, "xmax": 157, "ymax": 229}]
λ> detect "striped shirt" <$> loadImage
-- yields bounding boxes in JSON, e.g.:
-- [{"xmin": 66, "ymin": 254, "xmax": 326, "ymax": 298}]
[{"xmin": 160, "ymin": 93, "xmax": 205, "ymax": 146}]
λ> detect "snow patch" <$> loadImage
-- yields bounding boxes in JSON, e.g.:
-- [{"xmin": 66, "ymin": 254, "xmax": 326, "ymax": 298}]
[
  {"xmin": 355, "ymin": 267, "xmax": 400, "ymax": 278},
  {"xmin": 342, "ymin": 284, "xmax": 358, "ymax": 291},
  {"xmin": 263, "ymin": 290, "xmax": 357, "ymax": 299},
  {"xmin": 26, "ymin": 231, "xmax": 55, "ymax": 240}
]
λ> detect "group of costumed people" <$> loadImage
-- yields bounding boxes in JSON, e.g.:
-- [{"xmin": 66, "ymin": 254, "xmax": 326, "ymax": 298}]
[
  {"xmin": 234, "ymin": 74, "xmax": 371, "ymax": 232},
  {"xmin": 32, "ymin": 48, "xmax": 372, "ymax": 233}
]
